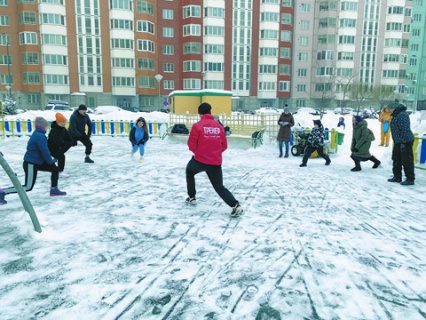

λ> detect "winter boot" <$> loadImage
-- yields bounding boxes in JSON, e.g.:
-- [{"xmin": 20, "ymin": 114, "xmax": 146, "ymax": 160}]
[
  {"xmin": 0, "ymin": 189, "xmax": 7, "ymax": 205},
  {"xmin": 231, "ymin": 203, "xmax": 243, "ymax": 217},
  {"xmin": 388, "ymin": 176, "xmax": 401, "ymax": 183},
  {"xmin": 299, "ymin": 163, "xmax": 307, "ymax": 167},
  {"xmin": 370, "ymin": 156, "xmax": 381, "ymax": 169},
  {"xmin": 400, "ymin": 179, "xmax": 414, "ymax": 186},
  {"xmin": 59, "ymin": 171, "xmax": 70, "ymax": 178},
  {"xmin": 130, "ymin": 152, "xmax": 134, "ymax": 158},
  {"xmin": 284, "ymin": 153, "xmax": 289, "ymax": 158},
  {"xmin": 85, "ymin": 156, "xmax": 94, "ymax": 163},
  {"xmin": 50, "ymin": 187, "xmax": 67, "ymax": 196},
  {"xmin": 279, "ymin": 153, "xmax": 283, "ymax": 158},
  {"xmin": 351, "ymin": 158, "xmax": 361, "ymax": 171},
  {"xmin": 325, "ymin": 157, "xmax": 331, "ymax": 166},
  {"xmin": 186, "ymin": 197, "xmax": 197, "ymax": 205},
  {"xmin": 139, "ymin": 157, "xmax": 144, "ymax": 163}
]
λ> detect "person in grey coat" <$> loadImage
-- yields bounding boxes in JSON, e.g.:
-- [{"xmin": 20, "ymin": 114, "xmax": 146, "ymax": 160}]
[
  {"xmin": 69, "ymin": 104, "xmax": 94, "ymax": 163},
  {"xmin": 277, "ymin": 106, "xmax": 295, "ymax": 158}
]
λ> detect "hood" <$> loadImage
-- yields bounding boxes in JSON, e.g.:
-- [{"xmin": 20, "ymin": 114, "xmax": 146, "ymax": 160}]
[
  {"xmin": 391, "ymin": 104, "xmax": 407, "ymax": 118},
  {"xmin": 50, "ymin": 121, "xmax": 62, "ymax": 129},
  {"xmin": 354, "ymin": 119, "xmax": 367, "ymax": 129}
]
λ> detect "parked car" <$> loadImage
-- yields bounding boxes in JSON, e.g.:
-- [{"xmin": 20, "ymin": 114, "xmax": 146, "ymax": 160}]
[
  {"xmin": 45, "ymin": 100, "xmax": 71, "ymax": 111},
  {"xmin": 93, "ymin": 106, "xmax": 122, "ymax": 114},
  {"xmin": 333, "ymin": 107, "xmax": 354, "ymax": 115},
  {"xmin": 256, "ymin": 107, "xmax": 280, "ymax": 114},
  {"xmin": 361, "ymin": 108, "xmax": 378, "ymax": 119},
  {"xmin": 295, "ymin": 107, "xmax": 322, "ymax": 115},
  {"xmin": 121, "ymin": 106, "xmax": 141, "ymax": 113},
  {"xmin": 158, "ymin": 108, "xmax": 170, "ymax": 113}
]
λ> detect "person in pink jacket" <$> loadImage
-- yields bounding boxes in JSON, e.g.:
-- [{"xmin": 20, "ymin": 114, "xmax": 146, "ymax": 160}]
[{"xmin": 186, "ymin": 103, "xmax": 243, "ymax": 217}]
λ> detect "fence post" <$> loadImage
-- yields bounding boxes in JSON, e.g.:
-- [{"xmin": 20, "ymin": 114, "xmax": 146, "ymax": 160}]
[{"xmin": 420, "ymin": 135, "xmax": 426, "ymax": 164}]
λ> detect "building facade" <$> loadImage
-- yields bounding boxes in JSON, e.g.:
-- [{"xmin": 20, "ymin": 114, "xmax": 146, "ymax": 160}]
[{"xmin": 0, "ymin": 0, "xmax": 424, "ymax": 111}]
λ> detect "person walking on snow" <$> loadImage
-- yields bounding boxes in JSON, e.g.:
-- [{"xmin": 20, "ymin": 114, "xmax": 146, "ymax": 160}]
[
  {"xmin": 69, "ymin": 104, "xmax": 94, "ymax": 163},
  {"xmin": 388, "ymin": 104, "xmax": 415, "ymax": 185},
  {"xmin": 277, "ymin": 106, "xmax": 294, "ymax": 158},
  {"xmin": 378, "ymin": 103, "xmax": 394, "ymax": 147},
  {"xmin": 299, "ymin": 120, "xmax": 331, "ymax": 167},
  {"xmin": 186, "ymin": 103, "xmax": 243, "ymax": 217},
  {"xmin": 129, "ymin": 117, "xmax": 149, "ymax": 163},
  {"xmin": 48, "ymin": 113, "xmax": 77, "ymax": 178},
  {"xmin": 350, "ymin": 116, "xmax": 381, "ymax": 171},
  {"xmin": 0, "ymin": 117, "xmax": 66, "ymax": 205}
]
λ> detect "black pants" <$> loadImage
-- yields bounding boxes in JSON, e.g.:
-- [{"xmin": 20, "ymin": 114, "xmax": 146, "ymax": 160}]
[
  {"xmin": 3, "ymin": 161, "xmax": 59, "ymax": 195},
  {"xmin": 392, "ymin": 142, "xmax": 415, "ymax": 181},
  {"xmin": 302, "ymin": 146, "xmax": 330, "ymax": 165},
  {"xmin": 73, "ymin": 135, "xmax": 92, "ymax": 155},
  {"xmin": 186, "ymin": 157, "xmax": 238, "ymax": 207},
  {"xmin": 51, "ymin": 146, "xmax": 71, "ymax": 172}
]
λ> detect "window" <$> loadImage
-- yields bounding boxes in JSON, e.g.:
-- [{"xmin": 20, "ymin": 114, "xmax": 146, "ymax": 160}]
[
  {"xmin": 112, "ymin": 58, "xmax": 134, "ymax": 68},
  {"xmin": 340, "ymin": 19, "xmax": 356, "ymax": 28},
  {"xmin": 163, "ymin": 27, "xmax": 174, "ymax": 37},
  {"xmin": 279, "ymin": 64, "xmax": 290, "ymax": 75},
  {"xmin": 301, "ymin": 3, "xmax": 310, "ymax": 12},
  {"xmin": 315, "ymin": 83, "xmax": 332, "ymax": 92},
  {"xmin": 137, "ymin": 21, "xmax": 154, "ymax": 34},
  {"xmin": 204, "ymin": 26, "xmax": 224, "ymax": 36},
  {"xmin": 183, "ymin": 24, "xmax": 201, "ymax": 36},
  {"xmin": 405, "ymin": 8, "xmax": 412, "ymax": 17},
  {"xmin": 401, "ymin": 54, "xmax": 407, "ymax": 64},
  {"xmin": 204, "ymin": 44, "xmax": 223, "ymax": 54},
  {"xmin": 261, "ymin": 12, "xmax": 279, "ymax": 22},
  {"xmin": 136, "ymin": 1, "xmax": 154, "ymax": 15},
  {"xmin": 0, "ymin": 55, "xmax": 11, "ymax": 65},
  {"xmin": 163, "ymin": 63, "xmax": 174, "ymax": 73},
  {"xmin": 19, "ymin": 12, "xmax": 36, "ymax": 25},
  {"xmin": 140, "ymin": 96, "xmax": 154, "ymax": 107},
  {"xmin": 42, "ymin": 34, "xmax": 66, "ymax": 45},
  {"xmin": 280, "ymin": 13, "xmax": 292, "ymax": 25},
  {"xmin": 0, "ymin": 0, "xmax": 8, "ymax": 4},
  {"xmin": 40, "ymin": 13, "xmax": 65, "ymax": 25},
  {"xmin": 384, "ymin": 38, "xmax": 401, "ymax": 47},
  {"xmin": 138, "ymin": 77, "xmax": 156, "ymax": 89},
  {"xmin": 261, "ymin": 30, "xmax": 278, "ymax": 39},
  {"xmin": 40, "ymin": 0, "xmax": 63, "ymax": 3},
  {"xmin": 43, "ymin": 54, "xmax": 67, "ymax": 65},
  {"xmin": 297, "ymin": 84, "xmax": 306, "ymax": 92},
  {"xmin": 163, "ymin": 45, "xmax": 174, "ymax": 55},
  {"xmin": 300, "ymin": 20, "xmax": 309, "ymax": 29},
  {"xmin": 0, "ymin": 34, "xmax": 10, "ymax": 46},
  {"xmin": 204, "ymin": 80, "xmax": 224, "ymax": 90},
  {"xmin": 164, "ymin": 80, "xmax": 174, "ymax": 90},
  {"xmin": 339, "ymin": 35, "xmax": 355, "ymax": 44},
  {"xmin": 383, "ymin": 54, "xmax": 399, "ymax": 62},
  {"xmin": 282, "ymin": 0, "xmax": 292, "ymax": 7},
  {"xmin": 183, "ymin": 79, "xmax": 200, "ymax": 89},
  {"xmin": 204, "ymin": 7, "xmax": 224, "ymax": 18},
  {"xmin": 298, "ymin": 69, "xmax": 307, "ymax": 76},
  {"xmin": 0, "ymin": 15, "xmax": 9, "ymax": 26},
  {"xmin": 44, "ymin": 74, "xmax": 68, "ymax": 85},
  {"xmin": 299, "ymin": 53, "xmax": 308, "ymax": 61},
  {"xmin": 23, "ymin": 72, "xmax": 40, "ymax": 84},
  {"xmin": 336, "ymin": 68, "xmax": 353, "ymax": 76},
  {"xmin": 110, "ymin": 19, "xmax": 133, "ymax": 30},
  {"xmin": 413, "ymin": 14, "xmax": 422, "ymax": 22},
  {"xmin": 409, "ymin": 58, "xmax": 417, "ymax": 66},
  {"xmin": 382, "ymin": 70, "xmax": 399, "ymax": 78},
  {"xmin": 259, "ymin": 82, "xmax": 276, "ymax": 91},
  {"xmin": 296, "ymin": 100, "xmax": 306, "ymax": 107},
  {"xmin": 28, "ymin": 93, "xmax": 41, "ymax": 104},
  {"xmin": 412, "ymin": 29, "xmax": 420, "ymax": 37},
  {"xmin": 19, "ymin": 32, "xmax": 37, "ymax": 45},
  {"xmin": 112, "ymin": 77, "xmax": 135, "ymax": 87},
  {"xmin": 262, "ymin": 0, "xmax": 279, "ymax": 3},
  {"xmin": 1, "ymin": 74, "xmax": 13, "ymax": 85},
  {"xmin": 388, "ymin": 6, "xmax": 403, "ymax": 14},
  {"xmin": 183, "ymin": 60, "xmax": 201, "ymax": 72},
  {"xmin": 280, "ymin": 48, "xmax": 291, "ymax": 58},
  {"xmin": 411, "ymin": 44, "xmax": 419, "ymax": 51},
  {"xmin": 163, "ymin": 9, "xmax": 173, "ymax": 19},
  {"xmin": 318, "ymin": 34, "xmax": 335, "ymax": 44},
  {"xmin": 404, "ymin": 24, "xmax": 411, "ymax": 33},
  {"xmin": 279, "ymin": 81, "xmax": 290, "ymax": 91},
  {"xmin": 183, "ymin": 5, "xmax": 201, "ymax": 18},
  {"xmin": 316, "ymin": 67, "xmax": 333, "ymax": 76},
  {"xmin": 137, "ymin": 40, "xmax": 154, "ymax": 52},
  {"xmin": 111, "ymin": 38, "xmax": 134, "ymax": 49},
  {"xmin": 281, "ymin": 30, "xmax": 292, "ymax": 42},
  {"xmin": 137, "ymin": 58, "xmax": 155, "ymax": 70},
  {"xmin": 204, "ymin": 62, "xmax": 224, "ymax": 72},
  {"xmin": 319, "ymin": 1, "xmax": 337, "ymax": 11},
  {"xmin": 340, "ymin": 1, "xmax": 357, "ymax": 11},
  {"xmin": 110, "ymin": 0, "xmax": 132, "ymax": 10},
  {"xmin": 319, "ymin": 17, "xmax": 336, "ymax": 28},
  {"xmin": 317, "ymin": 50, "xmax": 334, "ymax": 60},
  {"xmin": 386, "ymin": 23, "xmax": 402, "ymax": 31},
  {"xmin": 260, "ymin": 47, "xmax": 278, "ymax": 57},
  {"xmin": 300, "ymin": 36, "xmax": 308, "ymax": 45},
  {"xmin": 259, "ymin": 65, "xmax": 277, "ymax": 74}
]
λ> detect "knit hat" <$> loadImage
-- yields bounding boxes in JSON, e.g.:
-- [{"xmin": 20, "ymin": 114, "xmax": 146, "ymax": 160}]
[
  {"xmin": 284, "ymin": 107, "xmax": 290, "ymax": 112},
  {"xmin": 313, "ymin": 120, "xmax": 322, "ymax": 127},
  {"xmin": 354, "ymin": 115, "xmax": 363, "ymax": 124},
  {"xmin": 78, "ymin": 104, "xmax": 87, "ymax": 111},
  {"xmin": 198, "ymin": 103, "xmax": 212, "ymax": 115},
  {"xmin": 35, "ymin": 117, "xmax": 48, "ymax": 128},
  {"xmin": 55, "ymin": 113, "xmax": 67, "ymax": 123},
  {"xmin": 387, "ymin": 99, "xmax": 400, "ymax": 110}
]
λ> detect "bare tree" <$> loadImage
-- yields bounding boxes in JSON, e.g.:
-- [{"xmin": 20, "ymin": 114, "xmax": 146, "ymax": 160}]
[
  {"xmin": 349, "ymin": 83, "xmax": 374, "ymax": 115},
  {"xmin": 316, "ymin": 73, "xmax": 336, "ymax": 119},
  {"xmin": 372, "ymin": 85, "xmax": 397, "ymax": 112},
  {"xmin": 335, "ymin": 72, "xmax": 358, "ymax": 114}
]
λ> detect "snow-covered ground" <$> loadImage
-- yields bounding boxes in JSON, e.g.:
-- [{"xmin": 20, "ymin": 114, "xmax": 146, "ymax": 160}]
[{"xmin": 0, "ymin": 112, "xmax": 425, "ymax": 320}]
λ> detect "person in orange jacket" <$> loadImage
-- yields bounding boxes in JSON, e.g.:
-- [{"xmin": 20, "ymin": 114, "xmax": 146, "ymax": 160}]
[{"xmin": 378, "ymin": 106, "xmax": 392, "ymax": 147}]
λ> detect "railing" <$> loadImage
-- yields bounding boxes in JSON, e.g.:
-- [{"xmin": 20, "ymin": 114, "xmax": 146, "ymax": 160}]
[
  {"xmin": 414, "ymin": 135, "xmax": 426, "ymax": 170},
  {"xmin": 0, "ymin": 119, "xmax": 169, "ymax": 138}
]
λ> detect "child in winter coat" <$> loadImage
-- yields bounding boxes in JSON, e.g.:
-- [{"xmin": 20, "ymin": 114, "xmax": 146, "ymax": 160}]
[
  {"xmin": 48, "ymin": 113, "xmax": 77, "ymax": 177},
  {"xmin": 378, "ymin": 105, "xmax": 393, "ymax": 146},
  {"xmin": 350, "ymin": 116, "xmax": 381, "ymax": 171},
  {"xmin": 277, "ymin": 106, "xmax": 295, "ymax": 158},
  {"xmin": 129, "ymin": 117, "xmax": 149, "ymax": 163},
  {"xmin": 0, "ymin": 117, "xmax": 66, "ymax": 205},
  {"xmin": 300, "ymin": 120, "xmax": 331, "ymax": 167},
  {"xmin": 337, "ymin": 117, "xmax": 345, "ymax": 130}
]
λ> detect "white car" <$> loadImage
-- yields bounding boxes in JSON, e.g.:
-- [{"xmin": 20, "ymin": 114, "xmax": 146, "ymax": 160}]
[
  {"xmin": 255, "ymin": 107, "xmax": 280, "ymax": 114},
  {"xmin": 93, "ymin": 106, "xmax": 122, "ymax": 114}
]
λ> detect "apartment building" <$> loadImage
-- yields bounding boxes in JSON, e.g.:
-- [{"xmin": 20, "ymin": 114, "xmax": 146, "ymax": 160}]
[{"xmin": 0, "ymin": 0, "xmax": 424, "ymax": 111}]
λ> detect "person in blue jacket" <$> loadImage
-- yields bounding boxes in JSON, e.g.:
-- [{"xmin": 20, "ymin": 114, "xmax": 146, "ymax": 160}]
[
  {"xmin": 337, "ymin": 117, "xmax": 345, "ymax": 130},
  {"xmin": 129, "ymin": 117, "xmax": 149, "ymax": 163},
  {"xmin": 0, "ymin": 117, "xmax": 66, "ymax": 205}
]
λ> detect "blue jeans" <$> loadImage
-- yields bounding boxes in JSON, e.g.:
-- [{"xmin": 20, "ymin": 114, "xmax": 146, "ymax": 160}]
[
  {"xmin": 279, "ymin": 141, "xmax": 289, "ymax": 155},
  {"xmin": 132, "ymin": 144, "xmax": 145, "ymax": 156}
]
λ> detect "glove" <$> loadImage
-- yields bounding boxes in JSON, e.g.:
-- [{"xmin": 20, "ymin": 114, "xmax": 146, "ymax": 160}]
[
  {"xmin": 381, "ymin": 118, "xmax": 384, "ymax": 124},
  {"xmin": 400, "ymin": 144, "xmax": 406, "ymax": 152},
  {"xmin": 385, "ymin": 120, "xmax": 389, "ymax": 123},
  {"xmin": 282, "ymin": 122, "xmax": 289, "ymax": 126}
]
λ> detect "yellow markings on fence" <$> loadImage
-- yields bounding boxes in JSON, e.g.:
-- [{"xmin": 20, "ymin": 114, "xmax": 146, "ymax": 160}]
[
  {"xmin": 22, "ymin": 121, "xmax": 27, "ymax": 132},
  {"xmin": 153, "ymin": 123, "xmax": 158, "ymax": 135},
  {"xmin": 115, "ymin": 122, "xmax": 119, "ymax": 134},
  {"xmin": 330, "ymin": 130, "xmax": 336, "ymax": 150},
  {"xmin": 413, "ymin": 133, "xmax": 419, "ymax": 163},
  {"xmin": 125, "ymin": 122, "xmax": 130, "ymax": 134},
  {"xmin": 105, "ymin": 121, "xmax": 110, "ymax": 134},
  {"xmin": 96, "ymin": 121, "xmax": 101, "ymax": 134}
]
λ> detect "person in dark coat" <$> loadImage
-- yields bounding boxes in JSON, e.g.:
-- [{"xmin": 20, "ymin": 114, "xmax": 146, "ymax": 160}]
[
  {"xmin": 0, "ymin": 117, "xmax": 66, "ymax": 204},
  {"xmin": 388, "ymin": 104, "xmax": 415, "ymax": 185},
  {"xmin": 129, "ymin": 117, "xmax": 149, "ymax": 163},
  {"xmin": 277, "ymin": 106, "xmax": 295, "ymax": 158},
  {"xmin": 69, "ymin": 104, "xmax": 94, "ymax": 163},
  {"xmin": 350, "ymin": 116, "xmax": 381, "ymax": 171},
  {"xmin": 300, "ymin": 120, "xmax": 331, "ymax": 167},
  {"xmin": 48, "ymin": 113, "xmax": 77, "ymax": 177}
]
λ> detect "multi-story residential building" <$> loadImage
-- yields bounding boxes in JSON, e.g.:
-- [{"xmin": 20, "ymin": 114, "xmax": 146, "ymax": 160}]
[{"xmin": 0, "ymin": 0, "xmax": 424, "ymax": 111}]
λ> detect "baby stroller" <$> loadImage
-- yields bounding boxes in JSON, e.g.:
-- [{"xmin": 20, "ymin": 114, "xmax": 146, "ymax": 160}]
[{"xmin": 291, "ymin": 131, "xmax": 310, "ymax": 156}]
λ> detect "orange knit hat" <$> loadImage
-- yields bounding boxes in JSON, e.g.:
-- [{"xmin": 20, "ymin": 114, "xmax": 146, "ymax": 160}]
[{"xmin": 56, "ymin": 113, "xmax": 67, "ymax": 123}]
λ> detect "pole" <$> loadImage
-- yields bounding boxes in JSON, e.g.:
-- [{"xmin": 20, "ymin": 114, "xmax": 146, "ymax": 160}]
[
  {"xmin": 158, "ymin": 83, "xmax": 160, "ymax": 111},
  {"xmin": 6, "ymin": 38, "xmax": 11, "ymax": 94},
  {"xmin": 1, "ymin": 102, "xmax": 4, "ymax": 140}
]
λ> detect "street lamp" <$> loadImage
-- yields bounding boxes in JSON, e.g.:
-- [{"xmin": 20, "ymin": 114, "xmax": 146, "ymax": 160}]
[{"xmin": 155, "ymin": 74, "xmax": 163, "ymax": 111}]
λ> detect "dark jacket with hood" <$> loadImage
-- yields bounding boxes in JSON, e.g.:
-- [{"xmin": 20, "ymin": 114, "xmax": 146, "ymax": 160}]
[
  {"xmin": 351, "ymin": 119, "xmax": 371, "ymax": 158},
  {"xmin": 69, "ymin": 109, "xmax": 93, "ymax": 138},
  {"xmin": 390, "ymin": 105, "xmax": 414, "ymax": 145},
  {"xmin": 48, "ymin": 121, "xmax": 76, "ymax": 156},
  {"xmin": 277, "ymin": 112, "xmax": 295, "ymax": 142}
]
